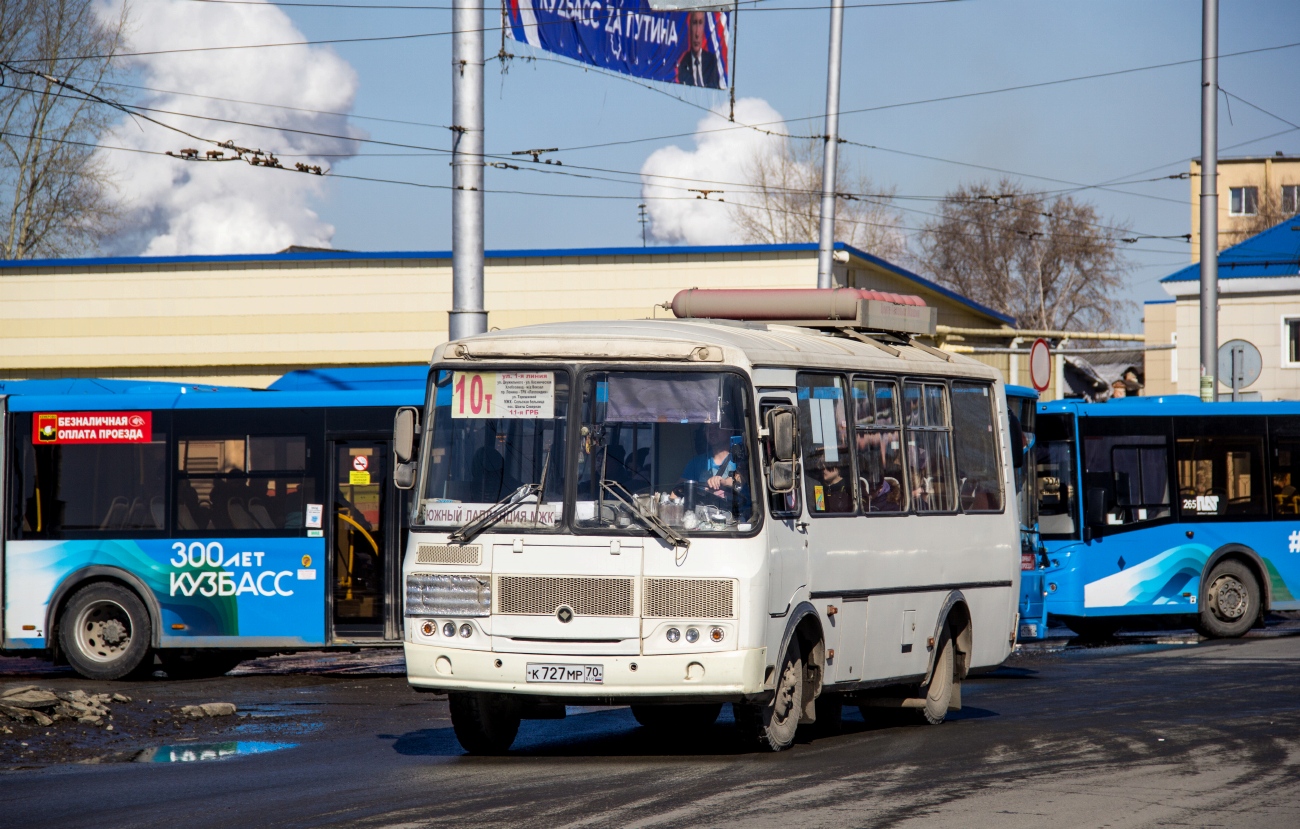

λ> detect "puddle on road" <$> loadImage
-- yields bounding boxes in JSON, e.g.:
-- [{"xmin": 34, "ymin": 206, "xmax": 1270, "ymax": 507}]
[{"xmin": 135, "ymin": 741, "xmax": 296, "ymax": 763}]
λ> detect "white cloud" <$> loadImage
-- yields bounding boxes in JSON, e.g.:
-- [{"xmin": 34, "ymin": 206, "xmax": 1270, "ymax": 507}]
[
  {"xmin": 96, "ymin": 0, "xmax": 363, "ymax": 255},
  {"xmin": 639, "ymin": 97, "xmax": 785, "ymax": 245}
]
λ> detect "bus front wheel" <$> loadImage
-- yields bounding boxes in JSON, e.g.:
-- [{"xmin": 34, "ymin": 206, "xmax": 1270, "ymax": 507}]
[
  {"xmin": 1196, "ymin": 560, "xmax": 1260, "ymax": 639},
  {"xmin": 449, "ymin": 692, "xmax": 521, "ymax": 755},
  {"xmin": 734, "ymin": 641, "xmax": 803, "ymax": 751},
  {"xmin": 58, "ymin": 582, "xmax": 153, "ymax": 681}
]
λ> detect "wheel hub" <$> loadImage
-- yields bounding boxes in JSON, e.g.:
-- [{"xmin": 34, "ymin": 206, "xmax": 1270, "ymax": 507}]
[
  {"xmin": 1210, "ymin": 576, "xmax": 1248, "ymax": 620},
  {"xmin": 100, "ymin": 619, "xmax": 128, "ymax": 646},
  {"xmin": 773, "ymin": 662, "xmax": 798, "ymax": 723}
]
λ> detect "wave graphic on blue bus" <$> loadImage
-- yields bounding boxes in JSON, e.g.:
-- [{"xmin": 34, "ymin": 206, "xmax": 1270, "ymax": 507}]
[{"xmin": 1083, "ymin": 544, "xmax": 1210, "ymax": 609}]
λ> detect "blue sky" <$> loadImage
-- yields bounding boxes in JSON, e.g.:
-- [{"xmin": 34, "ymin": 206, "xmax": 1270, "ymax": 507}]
[{"xmin": 149, "ymin": 0, "xmax": 1300, "ymax": 329}]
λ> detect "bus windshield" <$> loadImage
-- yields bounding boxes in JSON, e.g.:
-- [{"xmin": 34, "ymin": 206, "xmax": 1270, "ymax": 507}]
[
  {"xmin": 576, "ymin": 370, "xmax": 758, "ymax": 534},
  {"xmin": 416, "ymin": 369, "xmax": 570, "ymax": 530},
  {"xmin": 1036, "ymin": 413, "xmax": 1079, "ymax": 539}
]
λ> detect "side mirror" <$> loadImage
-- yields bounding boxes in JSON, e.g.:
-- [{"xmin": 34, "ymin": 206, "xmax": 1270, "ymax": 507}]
[
  {"xmin": 768, "ymin": 460, "xmax": 796, "ymax": 494},
  {"xmin": 393, "ymin": 407, "xmax": 420, "ymax": 491},
  {"xmin": 394, "ymin": 407, "xmax": 419, "ymax": 464},
  {"xmin": 766, "ymin": 407, "xmax": 797, "ymax": 462}
]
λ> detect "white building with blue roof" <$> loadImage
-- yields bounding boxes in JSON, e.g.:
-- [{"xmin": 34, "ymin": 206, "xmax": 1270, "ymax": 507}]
[
  {"xmin": 0, "ymin": 242, "xmax": 1014, "ymax": 388},
  {"xmin": 1146, "ymin": 214, "xmax": 1300, "ymax": 400}
]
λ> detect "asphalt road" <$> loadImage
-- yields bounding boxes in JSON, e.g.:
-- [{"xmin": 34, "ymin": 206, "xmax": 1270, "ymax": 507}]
[{"xmin": 2, "ymin": 631, "xmax": 1299, "ymax": 829}]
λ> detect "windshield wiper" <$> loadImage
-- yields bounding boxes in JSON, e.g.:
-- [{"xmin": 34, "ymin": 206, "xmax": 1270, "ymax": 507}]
[
  {"xmin": 449, "ymin": 482, "xmax": 541, "ymax": 544},
  {"xmin": 599, "ymin": 479, "xmax": 690, "ymax": 549},
  {"xmin": 451, "ymin": 444, "xmax": 555, "ymax": 542}
]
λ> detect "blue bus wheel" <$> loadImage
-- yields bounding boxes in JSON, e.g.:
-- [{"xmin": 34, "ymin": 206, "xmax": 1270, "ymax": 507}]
[
  {"xmin": 1197, "ymin": 560, "xmax": 1260, "ymax": 639},
  {"xmin": 58, "ymin": 582, "xmax": 153, "ymax": 681}
]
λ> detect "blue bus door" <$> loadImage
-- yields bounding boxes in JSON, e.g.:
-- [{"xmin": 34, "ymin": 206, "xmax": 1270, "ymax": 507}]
[{"xmin": 330, "ymin": 439, "xmax": 401, "ymax": 641}]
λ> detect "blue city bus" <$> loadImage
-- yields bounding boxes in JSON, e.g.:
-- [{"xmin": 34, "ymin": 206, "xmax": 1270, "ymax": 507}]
[
  {"xmin": 1004, "ymin": 385, "xmax": 1047, "ymax": 640},
  {"xmin": 0, "ymin": 368, "xmax": 425, "ymax": 679},
  {"xmin": 1033, "ymin": 395, "xmax": 1300, "ymax": 640}
]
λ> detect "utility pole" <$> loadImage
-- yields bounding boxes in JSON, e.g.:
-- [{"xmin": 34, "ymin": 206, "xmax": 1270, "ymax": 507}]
[
  {"xmin": 815, "ymin": 0, "xmax": 845, "ymax": 290},
  {"xmin": 638, "ymin": 203, "xmax": 649, "ymax": 247},
  {"xmin": 449, "ymin": 0, "xmax": 486, "ymax": 340},
  {"xmin": 1199, "ymin": 0, "xmax": 1218, "ymax": 401}
]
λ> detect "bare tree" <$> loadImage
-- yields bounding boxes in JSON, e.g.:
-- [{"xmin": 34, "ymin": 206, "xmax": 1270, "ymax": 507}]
[
  {"xmin": 917, "ymin": 178, "xmax": 1131, "ymax": 331},
  {"xmin": 0, "ymin": 0, "xmax": 127, "ymax": 260},
  {"xmin": 732, "ymin": 137, "xmax": 907, "ymax": 262}
]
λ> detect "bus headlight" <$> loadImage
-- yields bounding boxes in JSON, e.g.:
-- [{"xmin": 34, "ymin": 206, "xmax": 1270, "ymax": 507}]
[
  {"xmin": 405, "ymin": 574, "xmax": 491, "ymax": 617},
  {"xmin": 666, "ymin": 628, "xmax": 681, "ymax": 643},
  {"xmin": 685, "ymin": 628, "xmax": 700, "ymax": 643}
]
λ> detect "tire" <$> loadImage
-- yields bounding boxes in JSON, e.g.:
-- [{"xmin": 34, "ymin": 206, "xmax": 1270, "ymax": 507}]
[
  {"xmin": 1065, "ymin": 617, "xmax": 1123, "ymax": 642},
  {"xmin": 58, "ymin": 582, "xmax": 153, "ymax": 681},
  {"xmin": 921, "ymin": 633, "xmax": 955, "ymax": 725},
  {"xmin": 159, "ymin": 651, "xmax": 246, "ymax": 679},
  {"xmin": 449, "ymin": 692, "xmax": 522, "ymax": 755},
  {"xmin": 1195, "ymin": 559, "xmax": 1260, "ymax": 639},
  {"xmin": 734, "ymin": 640, "xmax": 804, "ymax": 751},
  {"xmin": 630, "ymin": 703, "xmax": 722, "ymax": 730}
]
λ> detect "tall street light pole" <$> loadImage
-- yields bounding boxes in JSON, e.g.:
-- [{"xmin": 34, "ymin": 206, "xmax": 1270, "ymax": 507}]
[
  {"xmin": 816, "ymin": 0, "xmax": 845, "ymax": 290},
  {"xmin": 449, "ymin": 0, "xmax": 487, "ymax": 341},
  {"xmin": 1199, "ymin": 0, "xmax": 1218, "ymax": 401}
]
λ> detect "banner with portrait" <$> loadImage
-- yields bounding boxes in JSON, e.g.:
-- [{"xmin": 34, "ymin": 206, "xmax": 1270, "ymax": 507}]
[{"xmin": 505, "ymin": 0, "xmax": 731, "ymax": 90}]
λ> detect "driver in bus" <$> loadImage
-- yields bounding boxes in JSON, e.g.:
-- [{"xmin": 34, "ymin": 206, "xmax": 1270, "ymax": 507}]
[{"xmin": 677, "ymin": 424, "xmax": 741, "ymax": 500}]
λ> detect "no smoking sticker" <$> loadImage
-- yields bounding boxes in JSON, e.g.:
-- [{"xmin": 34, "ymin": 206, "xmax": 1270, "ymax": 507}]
[{"xmin": 352, "ymin": 455, "xmax": 369, "ymax": 471}]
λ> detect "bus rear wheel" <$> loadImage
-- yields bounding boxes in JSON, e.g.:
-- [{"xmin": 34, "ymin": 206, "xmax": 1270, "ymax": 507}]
[
  {"xmin": 734, "ymin": 640, "xmax": 803, "ymax": 751},
  {"xmin": 58, "ymin": 582, "xmax": 153, "ymax": 681},
  {"xmin": 1196, "ymin": 560, "xmax": 1260, "ymax": 639},
  {"xmin": 449, "ymin": 692, "xmax": 522, "ymax": 755},
  {"xmin": 630, "ymin": 703, "xmax": 722, "ymax": 730}
]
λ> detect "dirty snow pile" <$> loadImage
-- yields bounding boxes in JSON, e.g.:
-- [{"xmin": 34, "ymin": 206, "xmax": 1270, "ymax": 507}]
[{"xmin": 0, "ymin": 686, "xmax": 126, "ymax": 728}]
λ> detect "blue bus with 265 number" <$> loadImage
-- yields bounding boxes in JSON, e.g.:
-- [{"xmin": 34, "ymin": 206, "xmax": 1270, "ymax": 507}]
[
  {"xmin": 1028, "ymin": 395, "xmax": 1300, "ymax": 639},
  {"xmin": 0, "ymin": 367, "xmax": 425, "ymax": 679}
]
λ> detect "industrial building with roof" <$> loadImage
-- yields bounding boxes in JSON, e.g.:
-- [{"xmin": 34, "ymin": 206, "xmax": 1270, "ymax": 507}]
[{"xmin": 0, "ymin": 241, "xmax": 1030, "ymax": 390}]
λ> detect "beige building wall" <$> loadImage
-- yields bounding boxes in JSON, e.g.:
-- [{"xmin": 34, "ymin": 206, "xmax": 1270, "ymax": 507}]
[
  {"xmin": 0, "ymin": 247, "xmax": 1012, "ymax": 388},
  {"xmin": 1142, "ymin": 300, "xmax": 1178, "ymax": 396},
  {"xmin": 1167, "ymin": 292, "xmax": 1300, "ymax": 400},
  {"xmin": 1190, "ymin": 155, "xmax": 1300, "ymax": 260}
]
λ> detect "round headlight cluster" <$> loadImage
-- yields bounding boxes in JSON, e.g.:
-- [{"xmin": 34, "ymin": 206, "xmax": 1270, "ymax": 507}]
[{"xmin": 665, "ymin": 626, "xmax": 725, "ymax": 644}]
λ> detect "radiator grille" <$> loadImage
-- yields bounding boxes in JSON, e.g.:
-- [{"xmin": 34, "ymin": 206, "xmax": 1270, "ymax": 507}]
[
  {"xmin": 417, "ymin": 544, "xmax": 482, "ymax": 566},
  {"xmin": 643, "ymin": 578, "xmax": 735, "ymax": 619},
  {"xmin": 497, "ymin": 576, "xmax": 635, "ymax": 617}
]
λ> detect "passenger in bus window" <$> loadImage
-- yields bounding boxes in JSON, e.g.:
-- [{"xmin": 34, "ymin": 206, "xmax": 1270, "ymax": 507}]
[{"xmin": 810, "ymin": 450, "xmax": 853, "ymax": 513}]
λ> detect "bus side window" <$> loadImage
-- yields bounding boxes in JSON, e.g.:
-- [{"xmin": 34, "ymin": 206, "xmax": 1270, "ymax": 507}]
[
  {"xmin": 951, "ymin": 382, "xmax": 1004, "ymax": 512},
  {"xmin": 174, "ymin": 410, "xmax": 322, "ymax": 534},
  {"xmin": 797, "ymin": 374, "xmax": 854, "ymax": 515},
  {"xmin": 903, "ymin": 381, "xmax": 956, "ymax": 513},
  {"xmin": 1080, "ymin": 417, "xmax": 1172, "ymax": 529},
  {"xmin": 852, "ymin": 378, "xmax": 906, "ymax": 513},
  {"xmin": 1174, "ymin": 417, "xmax": 1268, "ymax": 519},
  {"xmin": 1271, "ymin": 417, "xmax": 1300, "ymax": 518},
  {"xmin": 9, "ymin": 415, "xmax": 168, "ymax": 538}
]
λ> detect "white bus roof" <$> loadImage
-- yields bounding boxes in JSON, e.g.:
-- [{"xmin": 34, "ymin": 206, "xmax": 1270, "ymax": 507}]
[{"xmin": 434, "ymin": 319, "xmax": 1001, "ymax": 382}]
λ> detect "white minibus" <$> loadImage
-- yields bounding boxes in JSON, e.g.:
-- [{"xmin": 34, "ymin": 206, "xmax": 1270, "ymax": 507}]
[{"xmin": 394, "ymin": 289, "xmax": 1021, "ymax": 752}]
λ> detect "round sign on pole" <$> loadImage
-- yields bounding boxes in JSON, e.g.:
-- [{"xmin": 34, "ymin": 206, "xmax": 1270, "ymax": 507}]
[
  {"xmin": 1216, "ymin": 339, "xmax": 1261, "ymax": 390},
  {"xmin": 1029, "ymin": 338, "xmax": 1052, "ymax": 392}
]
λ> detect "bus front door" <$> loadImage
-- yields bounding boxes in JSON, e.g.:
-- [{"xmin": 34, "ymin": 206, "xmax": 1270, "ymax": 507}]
[{"xmin": 331, "ymin": 439, "xmax": 401, "ymax": 641}]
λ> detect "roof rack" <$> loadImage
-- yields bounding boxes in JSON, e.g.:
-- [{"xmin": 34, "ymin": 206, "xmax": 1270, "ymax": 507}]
[{"xmin": 667, "ymin": 288, "xmax": 946, "ymax": 359}]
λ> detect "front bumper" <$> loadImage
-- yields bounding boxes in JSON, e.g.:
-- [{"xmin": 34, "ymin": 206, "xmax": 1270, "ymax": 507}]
[{"xmin": 405, "ymin": 641, "xmax": 768, "ymax": 699}]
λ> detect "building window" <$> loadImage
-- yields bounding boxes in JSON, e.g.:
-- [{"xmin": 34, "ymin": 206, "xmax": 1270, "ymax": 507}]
[
  {"xmin": 1229, "ymin": 186, "xmax": 1259, "ymax": 216},
  {"xmin": 1286, "ymin": 317, "xmax": 1300, "ymax": 367},
  {"xmin": 1283, "ymin": 184, "xmax": 1300, "ymax": 215}
]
